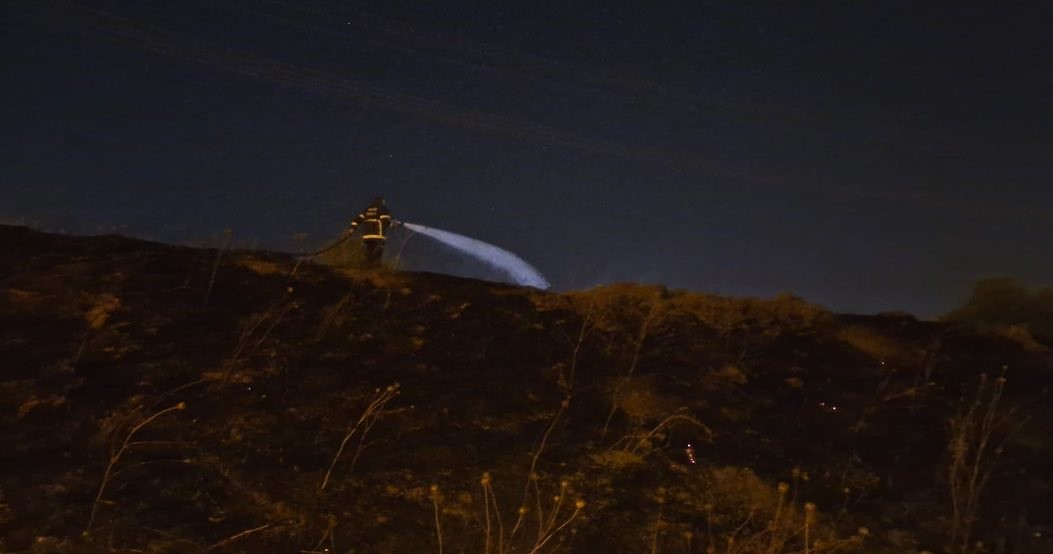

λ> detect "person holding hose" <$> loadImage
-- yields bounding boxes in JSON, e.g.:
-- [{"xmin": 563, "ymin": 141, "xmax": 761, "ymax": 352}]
[{"xmin": 345, "ymin": 196, "xmax": 400, "ymax": 266}]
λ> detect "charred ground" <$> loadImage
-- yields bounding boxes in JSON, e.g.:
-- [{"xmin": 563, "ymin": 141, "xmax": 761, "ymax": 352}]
[{"xmin": 1, "ymin": 225, "xmax": 1050, "ymax": 553}]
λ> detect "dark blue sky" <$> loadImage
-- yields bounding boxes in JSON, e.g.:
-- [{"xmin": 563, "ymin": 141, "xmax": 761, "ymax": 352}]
[{"xmin": 3, "ymin": 1, "xmax": 1051, "ymax": 316}]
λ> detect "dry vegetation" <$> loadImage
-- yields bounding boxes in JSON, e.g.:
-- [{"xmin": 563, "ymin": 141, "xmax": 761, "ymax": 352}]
[{"xmin": 1, "ymin": 225, "xmax": 1051, "ymax": 552}]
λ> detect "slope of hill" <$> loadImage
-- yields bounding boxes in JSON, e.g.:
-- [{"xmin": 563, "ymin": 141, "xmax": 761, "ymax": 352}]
[{"xmin": 1, "ymin": 225, "xmax": 1050, "ymax": 553}]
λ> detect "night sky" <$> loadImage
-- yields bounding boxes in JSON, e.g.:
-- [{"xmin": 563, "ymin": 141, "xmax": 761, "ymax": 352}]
[{"xmin": 3, "ymin": 1, "xmax": 1051, "ymax": 316}]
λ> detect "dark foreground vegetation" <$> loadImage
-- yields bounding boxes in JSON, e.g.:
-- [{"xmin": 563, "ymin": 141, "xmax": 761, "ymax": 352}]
[{"xmin": 1, "ymin": 225, "xmax": 1051, "ymax": 553}]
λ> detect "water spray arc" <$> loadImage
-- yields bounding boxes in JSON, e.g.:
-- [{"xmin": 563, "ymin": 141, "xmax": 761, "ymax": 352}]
[{"xmin": 402, "ymin": 223, "xmax": 550, "ymax": 290}]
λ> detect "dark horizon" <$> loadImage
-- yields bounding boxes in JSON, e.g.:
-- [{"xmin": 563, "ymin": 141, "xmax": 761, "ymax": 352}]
[{"xmin": 4, "ymin": 1, "xmax": 1051, "ymax": 317}]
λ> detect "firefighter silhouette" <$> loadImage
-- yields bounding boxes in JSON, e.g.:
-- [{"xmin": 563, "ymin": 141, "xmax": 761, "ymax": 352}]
[{"xmin": 345, "ymin": 196, "xmax": 399, "ymax": 266}]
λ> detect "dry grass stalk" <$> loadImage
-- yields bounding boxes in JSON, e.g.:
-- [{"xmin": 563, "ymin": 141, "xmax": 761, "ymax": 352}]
[
  {"xmin": 207, "ymin": 523, "xmax": 271, "ymax": 551},
  {"xmin": 86, "ymin": 401, "xmax": 187, "ymax": 531},
  {"xmin": 319, "ymin": 383, "xmax": 400, "ymax": 492},
  {"xmin": 560, "ymin": 304, "xmax": 593, "ymax": 397},
  {"xmin": 203, "ymin": 229, "xmax": 233, "ymax": 308},
  {"xmin": 511, "ymin": 399, "xmax": 568, "ymax": 540},
  {"xmin": 947, "ymin": 369, "xmax": 1024, "ymax": 553},
  {"xmin": 478, "ymin": 444, "xmax": 584, "ymax": 552},
  {"xmin": 601, "ymin": 296, "xmax": 661, "ymax": 439},
  {"xmin": 697, "ymin": 479, "xmax": 864, "ymax": 554},
  {"xmin": 220, "ymin": 299, "xmax": 295, "ymax": 385},
  {"xmin": 431, "ymin": 484, "xmax": 444, "ymax": 554}
]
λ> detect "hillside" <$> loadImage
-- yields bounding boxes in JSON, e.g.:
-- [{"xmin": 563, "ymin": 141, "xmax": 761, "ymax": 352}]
[{"xmin": 1, "ymin": 225, "xmax": 1050, "ymax": 553}]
